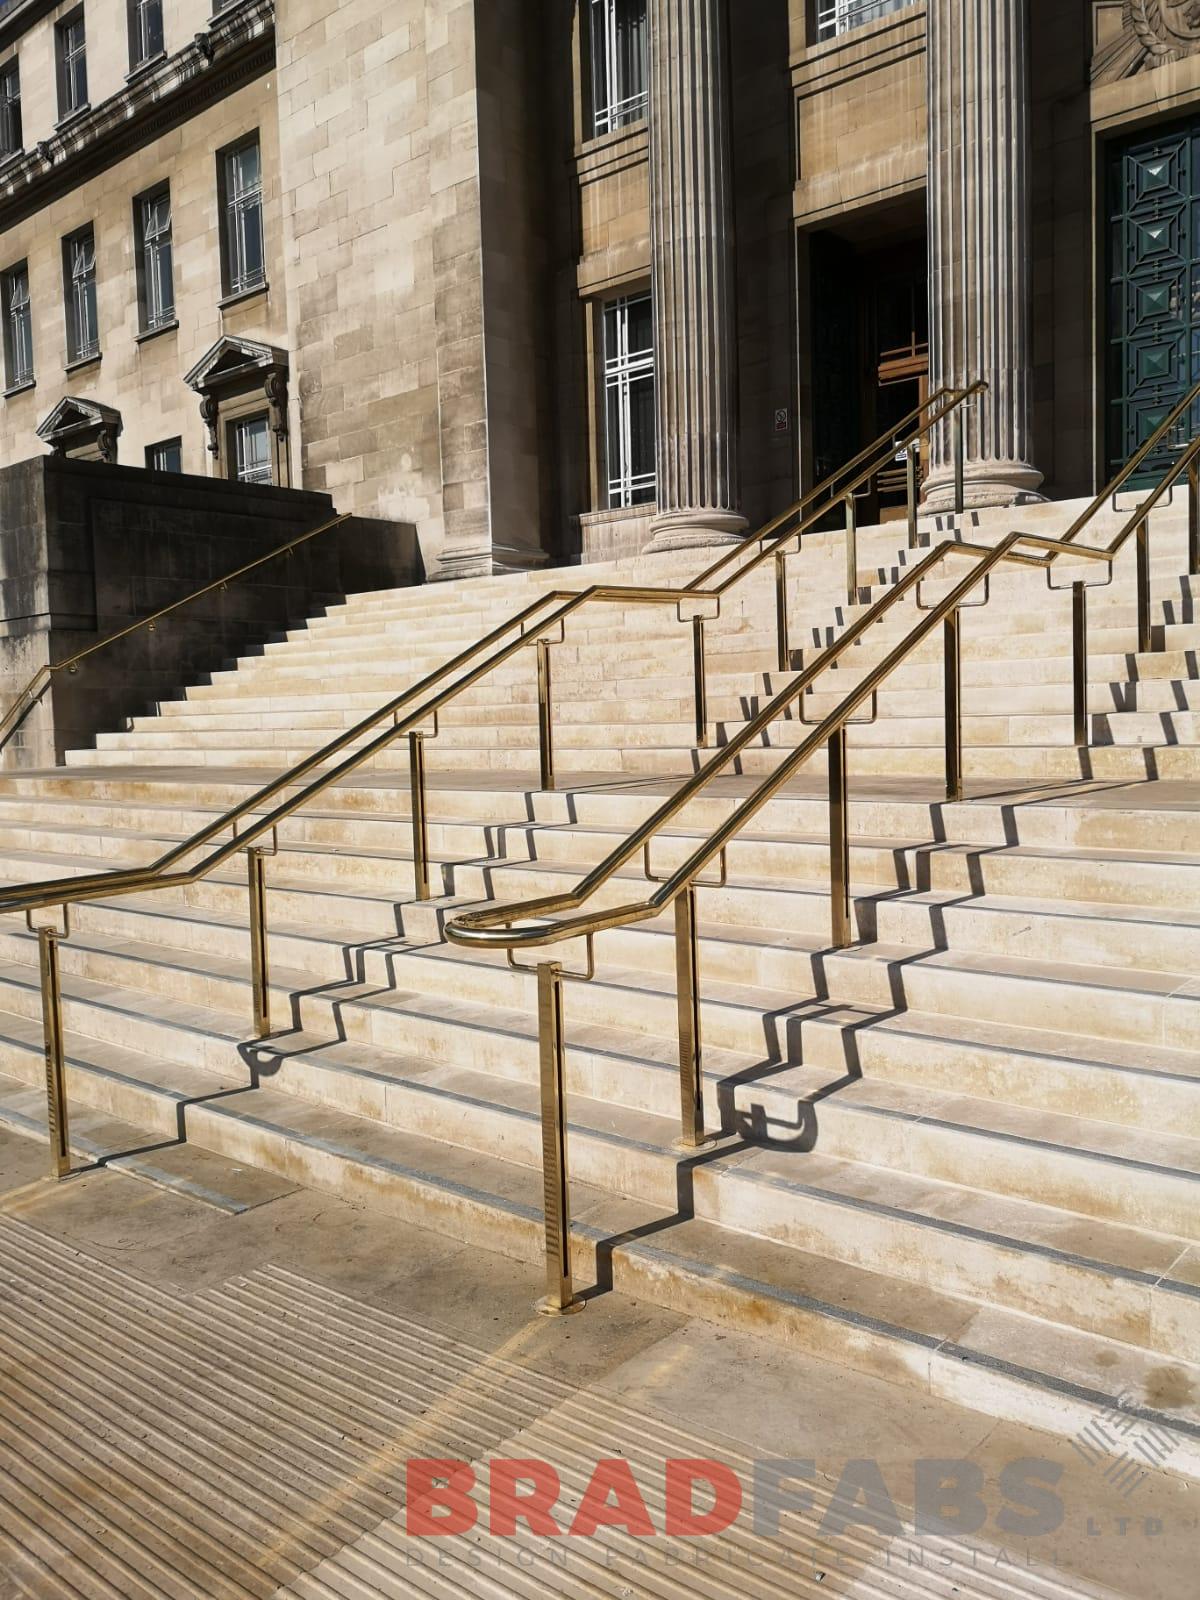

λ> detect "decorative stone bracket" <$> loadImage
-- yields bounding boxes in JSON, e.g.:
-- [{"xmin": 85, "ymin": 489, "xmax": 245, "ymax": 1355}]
[{"xmin": 35, "ymin": 396, "xmax": 123, "ymax": 463}]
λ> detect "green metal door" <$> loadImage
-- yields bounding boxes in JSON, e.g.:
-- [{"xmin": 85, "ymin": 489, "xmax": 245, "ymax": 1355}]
[{"xmin": 1108, "ymin": 120, "xmax": 1200, "ymax": 481}]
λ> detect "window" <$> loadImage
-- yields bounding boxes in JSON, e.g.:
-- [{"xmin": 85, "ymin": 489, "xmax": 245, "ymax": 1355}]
[
  {"xmin": 135, "ymin": 185, "xmax": 174, "ymax": 331},
  {"xmin": 231, "ymin": 414, "xmax": 271, "ymax": 484},
  {"xmin": 146, "ymin": 437, "xmax": 182, "ymax": 473},
  {"xmin": 816, "ymin": 0, "xmax": 911, "ymax": 41},
  {"xmin": 56, "ymin": 9, "xmax": 88, "ymax": 121},
  {"xmin": 219, "ymin": 136, "xmax": 265, "ymax": 297},
  {"xmin": 2, "ymin": 263, "xmax": 32, "ymax": 389},
  {"xmin": 63, "ymin": 226, "xmax": 99, "ymax": 364},
  {"xmin": 602, "ymin": 293, "xmax": 655, "ymax": 508},
  {"xmin": 128, "ymin": 0, "xmax": 164, "ymax": 69},
  {"xmin": 588, "ymin": 0, "xmax": 647, "ymax": 138},
  {"xmin": 0, "ymin": 59, "xmax": 20, "ymax": 157}
]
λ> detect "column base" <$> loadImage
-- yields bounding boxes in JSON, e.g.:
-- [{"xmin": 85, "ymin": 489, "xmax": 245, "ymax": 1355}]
[
  {"xmin": 921, "ymin": 460, "xmax": 1045, "ymax": 514},
  {"xmin": 431, "ymin": 543, "xmax": 550, "ymax": 583},
  {"xmin": 642, "ymin": 508, "xmax": 749, "ymax": 555}
]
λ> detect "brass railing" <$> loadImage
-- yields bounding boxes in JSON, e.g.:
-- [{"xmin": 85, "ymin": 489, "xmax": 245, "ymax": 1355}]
[
  {"xmin": 0, "ymin": 382, "xmax": 987, "ymax": 1177},
  {"xmin": 0, "ymin": 510, "xmax": 356, "ymax": 759},
  {"xmin": 444, "ymin": 379, "xmax": 1200, "ymax": 1315}
]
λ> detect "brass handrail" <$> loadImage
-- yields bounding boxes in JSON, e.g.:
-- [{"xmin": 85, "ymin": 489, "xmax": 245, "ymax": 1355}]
[
  {"xmin": 0, "ymin": 510, "xmax": 356, "ymax": 756},
  {"xmin": 0, "ymin": 382, "xmax": 981, "ymax": 925},
  {"xmin": 2, "ymin": 382, "xmax": 986, "ymax": 1185},
  {"xmin": 444, "ymin": 410, "xmax": 1200, "ymax": 1313}
]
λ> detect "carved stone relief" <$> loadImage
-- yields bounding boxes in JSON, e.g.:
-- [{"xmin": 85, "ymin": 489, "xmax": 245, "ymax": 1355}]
[{"xmin": 1094, "ymin": 1, "xmax": 1200, "ymax": 82}]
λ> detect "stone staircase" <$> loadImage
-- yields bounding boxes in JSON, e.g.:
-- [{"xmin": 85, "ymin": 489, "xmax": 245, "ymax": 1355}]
[{"xmin": 0, "ymin": 497, "xmax": 1198, "ymax": 1476}]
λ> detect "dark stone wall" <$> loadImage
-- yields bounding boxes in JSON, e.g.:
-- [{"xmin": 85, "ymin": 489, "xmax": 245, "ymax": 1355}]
[{"xmin": 0, "ymin": 457, "xmax": 421, "ymax": 768}]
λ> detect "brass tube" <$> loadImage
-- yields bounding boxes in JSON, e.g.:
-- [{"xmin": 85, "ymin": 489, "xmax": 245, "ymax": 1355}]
[
  {"xmin": 674, "ymin": 887, "xmax": 706, "ymax": 1149},
  {"xmin": 774, "ymin": 548, "xmax": 790, "ymax": 673},
  {"xmin": 537, "ymin": 636, "xmax": 555, "ymax": 793},
  {"xmin": 693, "ymin": 617, "xmax": 709, "ymax": 748},
  {"xmin": 247, "ymin": 847, "xmax": 271, "ymax": 1039},
  {"xmin": 1072, "ymin": 582, "xmax": 1089, "ymax": 750},
  {"xmin": 907, "ymin": 441, "xmax": 920, "ymax": 551},
  {"xmin": 409, "ymin": 730, "xmax": 430, "ymax": 902},
  {"xmin": 944, "ymin": 609, "xmax": 963, "ymax": 804},
  {"xmin": 828, "ymin": 727, "xmax": 851, "ymax": 949},
  {"xmin": 953, "ymin": 411, "xmax": 965, "ymax": 517},
  {"xmin": 38, "ymin": 927, "xmax": 70, "ymax": 1181},
  {"xmin": 1137, "ymin": 518, "xmax": 1152, "ymax": 655},
  {"xmin": 845, "ymin": 495, "xmax": 858, "ymax": 604},
  {"xmin": 535, "ymin": 962, "xmax": 583, "ymax": 1316}
]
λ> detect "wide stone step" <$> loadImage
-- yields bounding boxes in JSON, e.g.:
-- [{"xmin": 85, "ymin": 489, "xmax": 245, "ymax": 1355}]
[{"xmin": 3, "ymin": 1063, "xmax": 1197, "ymax": 1479}]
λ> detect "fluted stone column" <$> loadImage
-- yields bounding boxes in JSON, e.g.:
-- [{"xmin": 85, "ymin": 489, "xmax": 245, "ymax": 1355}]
[
  {"xmin": 643, "ymin": 0, "xmax": 747, "ymax": 553},
  {"xmin": 924, "ymin": 0, "xmax": 1043, "ymax": 511}
]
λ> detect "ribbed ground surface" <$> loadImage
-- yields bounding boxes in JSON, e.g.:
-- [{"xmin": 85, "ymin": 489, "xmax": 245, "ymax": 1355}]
[{"xmin": 0, "ymin": 1211, "xmax": 1130, "ymax": 1600}]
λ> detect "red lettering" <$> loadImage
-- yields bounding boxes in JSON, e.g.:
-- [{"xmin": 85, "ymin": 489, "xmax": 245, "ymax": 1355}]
[
  {"xmin": 490, "ymin": 1459, "xmax": 563, "ymax": 1536},
  {"xmin": 664, "ymin": 1459, "xmax": 743, "ymax": 1535},
  {"xmin": 569, "ymin": 1459, "xmax": 656, "ymax": 1537},
  {"xmin": 405, "ymin": 1459, "xmax": 477, "ymax": 1536}
]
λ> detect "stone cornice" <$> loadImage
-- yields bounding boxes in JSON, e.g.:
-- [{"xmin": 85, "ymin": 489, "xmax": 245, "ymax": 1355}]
[
  {"xmin": 0, "ymin": 0, "xmax": 274, "ymax": 232},
  {"xmin": 0, "ymin": 0, "xmax": 62, "ymax": 56}
]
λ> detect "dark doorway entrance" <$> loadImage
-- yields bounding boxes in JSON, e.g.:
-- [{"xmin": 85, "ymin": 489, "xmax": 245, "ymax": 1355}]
[
  {"xmin": 1107, "ymin": 117, "xmax": 1200, "ymax": 483},
  {"xmin": 809, "ymin": 205, "xmax": 928, "ymax": 520}
]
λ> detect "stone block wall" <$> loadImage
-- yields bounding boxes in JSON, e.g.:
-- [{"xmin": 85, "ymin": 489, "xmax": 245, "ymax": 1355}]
[{"xmin": 0, "ymin": 455, "xmax": 418, "ymax": 767}]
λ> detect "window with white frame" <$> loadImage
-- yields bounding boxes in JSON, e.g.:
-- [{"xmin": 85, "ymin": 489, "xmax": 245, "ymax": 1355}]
[
  {"xmin": 2, "ymin": 262, "xmax": 32, "ymax": 389},
  {"xmin": 602, "ymin": 293, "xmax": 655, "ymax": 509},
  {"xmin": 231, "ymin": 414, "xmax": 272, "ymax": 485},
  {"xmin": 816, "ymin": 0, "xmax": 911, "ymax": 41},
  {"xmin": 219, "ymin": 135, "xmax": 265, "ymax": 297},
  {"xmin": 588, "ymin": 0, "xmax": 648, "ymax": 138},
  {"xmin": 128, "ymin": 0, "xmax": 164, "ymax": 69},
  {"xmin": 136, "ymin": 185, "xmax": 174, "ymax": 331},
  {"xmin": 63, "ymin": 225, "xmax": 98, "ymax": 364},
  {"xmin": 56, "ymin": 9, "xmax": 88, "ymax": 120},
  {"xmin": 0, "ymin": 59, "xmax": 21, "ymax": 157}
]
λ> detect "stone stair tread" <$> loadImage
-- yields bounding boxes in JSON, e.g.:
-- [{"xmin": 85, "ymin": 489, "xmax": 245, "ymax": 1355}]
[
  {"xmin": 804, "ymin": 1000, "xmax": 1200, "ymax": 1084},
  {"xmin": 729, "ymin": 1058, "xmax": 1200, "ymax": 1186},
  {"xmin": 364, "ymin": 1056, "xmax": 1199, "ymax": 1282},
  {"xmin": 828, "ymin": 937, "xmax": 1200, "ymax": 1002},
  {"xmin": 162, "ymin": 1083, "xmax": 1200, "ymax": 1447}
]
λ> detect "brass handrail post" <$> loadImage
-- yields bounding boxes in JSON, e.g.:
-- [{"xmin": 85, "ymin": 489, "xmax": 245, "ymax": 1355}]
[
  {"xmin": 36, "ymin": 922, "xmax": 70, "ymax": 1180},
  {"xmin": 828, "ymin": 725, "xmax": 851, "ymax": 948},
  {"xmin": 673, "ymin": 886, "xmax": 710, "ymax": 1150},
  {"xmin": 845, "ymin": 495, "xmax": 858, "ymax": 604},
  {"xmin": 1190, "ymin": 457, "xmax": 1200, "ymax": 577},
  {"xmin": 953, "ymin": 411, "xmax": 965, "ymax": 518},
  {"xmin": 774, "ymin": 548, "xmax": 791, "ymax": 673},
  {"xmin": 1136, "ymin": 517, "xmax": 1153, "ymax": 654},
  {"xmin": 409, "ymin": 730, "xmax": 430, "ymax": 901},
  {"xmin": 535, "ymin": 960, "xmax": 584, "ymax": 1316},
  {"xmin": 1072, "ymin": 581, "xmax": 1089, "ymax": 749},
  {"xmin": 247, "ymin": 846, "xmax": 271, "ymax": 1038},
  {"xmin": 537, "ymin": 637, "xmax": 555, "ymax": 792},
  {"xmin": 907, "ymin": 441, "xmax": 920, "ymax": 551},
  {"xmin": 692, "ymin": 617, "xmax": 709, "ymax": 748},
  {"xmin": 944, "ymin": 608, "xmax": 963, "ymax": 803}
]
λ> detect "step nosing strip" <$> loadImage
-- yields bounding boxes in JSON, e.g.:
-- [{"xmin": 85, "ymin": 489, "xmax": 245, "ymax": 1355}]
[{"xmin": 722, "ymin": 1166, "xmax": 1200, "ymax": 1295}]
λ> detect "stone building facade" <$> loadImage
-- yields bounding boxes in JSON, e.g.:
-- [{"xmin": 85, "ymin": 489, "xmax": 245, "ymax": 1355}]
[{"xmin": 1, "ymin": 0, "xmax": 1200, "ymax": 575}]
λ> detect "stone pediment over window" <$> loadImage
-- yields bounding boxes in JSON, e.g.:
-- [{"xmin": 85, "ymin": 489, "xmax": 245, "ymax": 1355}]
[
  {"xmin": 36, "ymin": 396, "xmax": 123, "ymax": 462},
  {"xmin": 184, "ymin": 336, "xmax": 289, "ymax": 461},
  {"xmin": 1093, "ymin": 1, "xmax": 1200, "ymax": 82}
]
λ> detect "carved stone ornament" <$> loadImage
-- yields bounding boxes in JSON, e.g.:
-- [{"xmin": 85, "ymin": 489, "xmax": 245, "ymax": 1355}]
[
  {"xmin": 1127, "ymin": 0, "xmax": 1200, "ymax": 61},
  {"xmin": 1097, "ymin": 0, "xmax": 1200, "ymax": 79}
]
